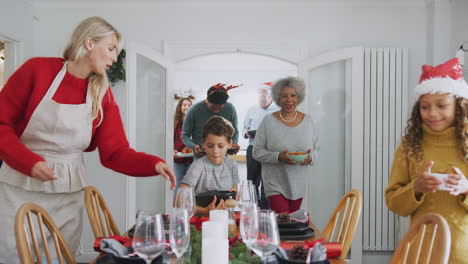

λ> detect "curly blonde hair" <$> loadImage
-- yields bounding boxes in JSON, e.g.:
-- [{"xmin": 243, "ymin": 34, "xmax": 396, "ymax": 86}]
[{"xmin": 402, "ymin": 97, "xmax": 468, "ymax": 162}]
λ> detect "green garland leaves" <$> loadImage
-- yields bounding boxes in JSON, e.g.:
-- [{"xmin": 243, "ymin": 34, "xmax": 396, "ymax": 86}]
[
  {"xmin": 188, "ymin": 226, "xmax": 261, "ymax": 264},
  {"xmin": 106, "ymin": 49, "xmax": 126, "ymax": 85}
]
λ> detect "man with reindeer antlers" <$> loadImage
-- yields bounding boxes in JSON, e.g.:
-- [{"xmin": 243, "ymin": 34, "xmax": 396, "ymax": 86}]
[{"xmin": 182, "ymin": 83, "xmax": 240, "ymax": 160}]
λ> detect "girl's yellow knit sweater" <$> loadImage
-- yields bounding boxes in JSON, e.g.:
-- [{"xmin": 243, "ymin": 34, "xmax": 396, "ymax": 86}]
[{"xmin": 386, "ymin": 125, "xmax": 468, "ymax": 263}]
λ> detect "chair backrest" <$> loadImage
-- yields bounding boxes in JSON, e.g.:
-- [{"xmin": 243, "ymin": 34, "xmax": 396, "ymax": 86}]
[
  {"xmin": 15, "ymin": 202, "xmax": 76, "ymax": 264},
  {"xmin": 389, "ymin": 213, "xmax": 451, "ymax": 264},
  {"xmin": 321, "ymin": 189, "xmax": 362, "ymax": 259},
  {"xmin": 84, "ymin": 186, "xmax": 120, "ymax": 238}
]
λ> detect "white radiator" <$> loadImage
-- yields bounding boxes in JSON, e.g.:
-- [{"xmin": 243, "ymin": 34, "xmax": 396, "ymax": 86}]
[{"xmin": 363, "ymin": 48, "xmax": 408, "ymax": 251}]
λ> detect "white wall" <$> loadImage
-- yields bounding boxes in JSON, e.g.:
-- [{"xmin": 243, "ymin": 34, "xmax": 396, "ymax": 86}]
[
  {"xmin": 451, "ymin": 0, "xmax": 468, "ymax": 75},
  {"xmin": 32, "ymin": 1, "xmax": 427, "ymax": 98},
  {"xmin": 0, "ymin": 0, "xmax": 35, "ymax": 63}
]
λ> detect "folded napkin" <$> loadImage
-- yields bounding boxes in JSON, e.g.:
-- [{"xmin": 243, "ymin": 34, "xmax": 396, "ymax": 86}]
[
  {"xmin": 289, "ymin": 209, "xmax": 309, "ymax": 223},
  {"xmin": 94, "ymin": 236, "xmax": 132, "ymax": 253},
  {"xmin": 307, "ymin": 242, "xmax": 327, "ymax": 262},
  {"xmin": 100, "ymin": 238, "xmax": 129, "ymax": 257}
]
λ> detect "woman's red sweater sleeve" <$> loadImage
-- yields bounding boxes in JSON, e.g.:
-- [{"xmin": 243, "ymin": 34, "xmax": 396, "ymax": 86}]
[{"xmin": 0, "ymin": 59, "xmax": 46, "ymax": 176}]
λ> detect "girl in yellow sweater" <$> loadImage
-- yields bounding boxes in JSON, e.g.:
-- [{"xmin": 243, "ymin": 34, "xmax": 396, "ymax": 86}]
[{"xmin": 385, "ymin": 58, "xmax": 468, "ymax": 263}]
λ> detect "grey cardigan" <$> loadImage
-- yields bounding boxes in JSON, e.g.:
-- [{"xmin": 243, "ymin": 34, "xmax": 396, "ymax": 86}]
[{"xmin": 253, "ymin": 114, "xmax": 319, "ymax": 200}]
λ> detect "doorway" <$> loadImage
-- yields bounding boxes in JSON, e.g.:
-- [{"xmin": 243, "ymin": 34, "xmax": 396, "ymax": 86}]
[
  {"xmin": 126, "ymin": 43, "xmax": 364, "ymax": 263},
  {"xmin": 174, "ymin": 52, "xmax": 297, "ymax": 181}
]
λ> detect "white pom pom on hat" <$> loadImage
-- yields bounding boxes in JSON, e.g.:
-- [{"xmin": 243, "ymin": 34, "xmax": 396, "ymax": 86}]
[{"xmin": 414, "ymin": 58, "xmax": 468, "ymax": 103}]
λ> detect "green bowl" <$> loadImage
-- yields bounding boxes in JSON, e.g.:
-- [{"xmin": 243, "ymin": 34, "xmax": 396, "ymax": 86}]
[{"xmin": 286, "ymin": 153, "xmax": 308, "ymax": 164}]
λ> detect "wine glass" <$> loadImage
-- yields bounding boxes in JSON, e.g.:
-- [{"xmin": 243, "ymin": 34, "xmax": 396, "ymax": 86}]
[
  {"xmin": 239, "ymin": 202, "xmax": 259, "ymax": 250},
  {"xmin": 237, "ymin": 180, "xmax": 257, "ymax": 209},
  {"xmin": 174, "ymin": 187, "xmax": 196, "ymax": 218},
  {"xmin": 169, "ymin": 208, "xmax": 191, "ymax": 263},
  {"xmin": 251, "ymin": 210, "xmax": 280, "ymax": 264},
  {"xmin": 132, "ymin": 211, "xmax": 165, "ymax": 264}
]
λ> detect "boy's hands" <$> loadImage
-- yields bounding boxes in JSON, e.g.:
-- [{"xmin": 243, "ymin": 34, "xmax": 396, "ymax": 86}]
[
  {"xmin": 207, "ymin": 196, "xmax": 225, "ymax": 211},
  {"xmin": 414, "ymin": 161, "xmax": 441, "ymax": 196},
  {"xmin": 446, "ymin": 167, "xmax": 468, "ymax": 196}
]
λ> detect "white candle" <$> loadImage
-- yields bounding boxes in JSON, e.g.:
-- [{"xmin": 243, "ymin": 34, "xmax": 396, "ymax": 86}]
[
  {"xmin": 202, "ymin": 238, "xmax": 228, "ymax": 264},
  {"xmin": 201, "ymin": 221, "xmax": 224, "ymax": 241},
  {"xmin": 209, "ymin": 210, "xmax": 228, "ymax": 239}
]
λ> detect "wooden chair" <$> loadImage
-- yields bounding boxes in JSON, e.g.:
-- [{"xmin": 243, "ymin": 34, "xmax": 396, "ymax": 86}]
[
  {"xmin": 84, "ymin": 186, "xmax": 121, "ymax": 264},
  {"xmin": 84, "ymin": 186, "xmax": 120, "ymax": 238},
  {"xmin": 15, "ymin": 202, "xmax": 76, "ymax": 264},
  {"xmin": 389, "ymin": 213, "xmax": 451, "ymax": 264},
  {"xmin": 322, "ymin": 189, "xmax": 362, "ymax": 259}
]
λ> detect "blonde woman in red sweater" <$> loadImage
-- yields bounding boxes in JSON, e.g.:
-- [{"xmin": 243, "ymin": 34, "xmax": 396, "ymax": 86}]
[{"xmin": 0, "ymin": 16, "xmax": 175, "ymax": 263}]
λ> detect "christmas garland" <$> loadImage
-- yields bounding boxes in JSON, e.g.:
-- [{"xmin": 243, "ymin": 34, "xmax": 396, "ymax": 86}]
[
  {"xmin": 106, "ymin": 49, "xmax": 126, "ymax": 85},
  {"xmin": 188, "ymin": 225, "xmax": 261, "ymax": 264}
]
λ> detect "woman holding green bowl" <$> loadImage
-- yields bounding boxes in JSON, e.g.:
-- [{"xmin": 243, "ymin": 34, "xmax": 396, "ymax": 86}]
[{"xmin": 253, "ymin": 76, "xmax": 319, "ymax": 213}]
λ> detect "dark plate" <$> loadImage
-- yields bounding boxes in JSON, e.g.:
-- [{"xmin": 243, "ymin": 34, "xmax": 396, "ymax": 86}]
[
  {"xmin": 198, "ymin": 149, "xmax": 238, "ymax": 155},
  {"xmin": 279, "ymin": 227, "xmax": 314, "ymax": 241},
  {"xmin": 108, "ymin": 254, "xmax": 162, "ymax": 264},
  {"xmin": 279, "ymin": 225, "xmax": 310, "ymax": 236},
  {"xmin": 195, "ymin": 190, "xmax": 236, "ymax": 207},
  {"xmin": 275, "ymin": 251, "xmax": 329, "ymax": 264},
  {"xmin": 278, "ymin": 221, "xmax": 308, "ymax": 229},
  {"xmin": 278, "ymin": 221, "xmax": 309, "ymax": 229}
]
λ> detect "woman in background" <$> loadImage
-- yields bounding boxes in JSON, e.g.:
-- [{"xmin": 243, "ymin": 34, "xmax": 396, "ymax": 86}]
[
  {"xmin": 173, "ymin": 97, "xmax": 193, "ymax": 195},
  {"xmin": 253, "ymin": 77, "xmax": 319, "ymax": 213}
]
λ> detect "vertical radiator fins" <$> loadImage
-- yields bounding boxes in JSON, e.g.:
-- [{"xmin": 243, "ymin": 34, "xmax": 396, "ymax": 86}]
[{"xmin": 363, "ymin": 48, "xmax": 408, "ymax": 251}]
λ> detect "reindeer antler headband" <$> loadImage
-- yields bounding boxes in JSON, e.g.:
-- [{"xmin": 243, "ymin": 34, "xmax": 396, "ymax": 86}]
[{"xmin": 207, "ymin": 83, "xmax": 242, "ymax": 104}]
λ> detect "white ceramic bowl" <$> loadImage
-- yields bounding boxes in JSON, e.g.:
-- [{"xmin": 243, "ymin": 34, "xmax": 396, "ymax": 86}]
[{"xmin": 428, "ymin": 173, "xmax": 453, "ymax": 191}]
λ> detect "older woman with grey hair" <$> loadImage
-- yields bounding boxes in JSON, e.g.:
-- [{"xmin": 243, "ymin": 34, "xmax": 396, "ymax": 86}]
[{"xmin": 253, "ymin": 76, "xmax": 319, "ymax": 213}]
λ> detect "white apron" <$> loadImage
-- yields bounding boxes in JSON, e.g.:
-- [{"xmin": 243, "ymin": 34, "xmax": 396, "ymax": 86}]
[{"xmin": 0, "ymin": 62, "xmax": 93, "ymax": 263}]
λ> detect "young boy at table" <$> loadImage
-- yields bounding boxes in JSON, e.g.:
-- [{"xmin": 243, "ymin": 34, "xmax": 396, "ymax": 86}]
[{"xmin": 179, "ymin": 116, "xmax": 239, "ymax": 215}]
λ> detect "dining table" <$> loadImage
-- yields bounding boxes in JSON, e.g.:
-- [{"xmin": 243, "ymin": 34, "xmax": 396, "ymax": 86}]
[{"xmin": 95, "ymin": 216, "xmax": 346, "ymax": 264}]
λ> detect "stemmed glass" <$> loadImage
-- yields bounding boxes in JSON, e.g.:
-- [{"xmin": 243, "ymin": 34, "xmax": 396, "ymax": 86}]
[
  {"xmin": 237, "ymin": 180, "xmax": 257, "ymax": 209},
  {"xmin": 251, "ymin": 210, "xmax": 280, "ymax": 264},
  {"xmin": 239, "ymin": 202, "xmax": 259, "ymax": 251},
  {"xmin": 169, "ymin": 208, "xmax": 191, "ymax": 264},
  {"xmin": 174, "ymin": 187, "xmax": 196, "ymax": 218},
  {"xmin": 132, "ymin": 211, "xmax": 165, "ymax": 264}
]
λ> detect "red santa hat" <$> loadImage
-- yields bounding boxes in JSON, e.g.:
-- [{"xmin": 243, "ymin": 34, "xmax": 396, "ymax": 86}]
[
  {"xmin": 414, "ymin": 58, "xmax": 468, "ymax": 102},
  {"xmin": 259, "ymin": 82, "xmax": 272, "ymax": 91}
]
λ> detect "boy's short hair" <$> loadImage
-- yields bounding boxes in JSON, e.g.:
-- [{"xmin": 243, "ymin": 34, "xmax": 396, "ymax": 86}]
[{"xmin": 202, "ymin": 116, "xmax": 235, "ymax": 142}]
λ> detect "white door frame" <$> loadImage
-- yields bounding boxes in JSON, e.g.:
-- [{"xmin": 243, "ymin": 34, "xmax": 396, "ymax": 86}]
[
  {"xmin": 299, "ymin": 46, "xmax": 364, "ymax": 263},
  {"xmin": 126, "ymin": 40, "xmax": 175, "ymax": 227},
  {"xmin": 0, "ymin": 34, "xmax": 23, "ymax": 82},
  {"xmin": 163, "ymin": 41, "xmax": 308, "ymax": 64}
]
